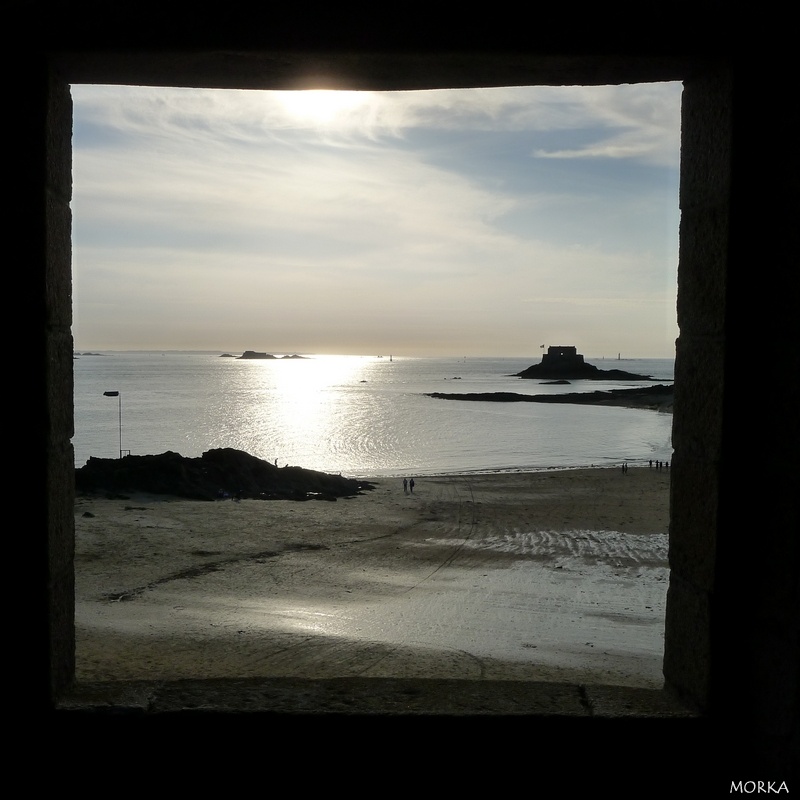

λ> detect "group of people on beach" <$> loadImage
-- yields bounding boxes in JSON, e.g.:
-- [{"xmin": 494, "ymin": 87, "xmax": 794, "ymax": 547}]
[
  {"xmin": 403, "ymin": 477, "xmax": 415, "ymax": 494},
  {"xmin": 621, "ymin": 460, "xmax": 670, "ymax": 473}
]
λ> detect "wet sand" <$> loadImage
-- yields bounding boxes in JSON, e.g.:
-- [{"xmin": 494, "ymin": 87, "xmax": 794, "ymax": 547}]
[{"xmin": 74, "ymin": 467, "xmax": 671, "ymax": 688}]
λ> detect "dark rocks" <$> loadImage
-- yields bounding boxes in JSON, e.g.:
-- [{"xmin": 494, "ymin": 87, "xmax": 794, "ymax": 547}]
[
  {"xmin": 427, "ymin": 384, "xmax": 674, "ymax": 411},
  {"xmin": 75, "ymin": 448, "xmax": 375, "ymax": 501},
  {"xmin": 429, "ymin": 392, "xmax": 536, "ymax": 403}
]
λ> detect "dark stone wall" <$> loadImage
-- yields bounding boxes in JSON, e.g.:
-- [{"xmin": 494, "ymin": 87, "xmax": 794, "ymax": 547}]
[
  {"xmin": 665, "ymin": 57, "xmax": 798, "ymax": 772},
  {"xmin": 42, "ymin": 69, "xmax": 76, "ymax": 701},
  {"xmin": 664, "ymin": 63, "xmax": 734, "ymax": 709}
]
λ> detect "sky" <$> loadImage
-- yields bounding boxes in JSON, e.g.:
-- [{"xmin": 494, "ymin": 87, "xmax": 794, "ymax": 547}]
[{"xmin": 71, "ymin": 82, "xmax": 682, "ymax": 358}]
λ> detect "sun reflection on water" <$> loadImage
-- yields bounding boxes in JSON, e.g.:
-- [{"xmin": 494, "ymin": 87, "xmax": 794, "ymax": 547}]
[{"xmin": 245, "ymin": 355, "xmax": 371, "ymax": 467}]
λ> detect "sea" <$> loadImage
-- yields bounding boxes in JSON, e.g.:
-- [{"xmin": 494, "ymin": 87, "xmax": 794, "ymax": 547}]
[{"xmin": 73, "ymin": 352, "xmax": 675, "ymax": 478}]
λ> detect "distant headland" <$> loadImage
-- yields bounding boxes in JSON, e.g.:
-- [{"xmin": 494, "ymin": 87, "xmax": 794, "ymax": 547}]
[{"xmin": 513, "ymin": 346, "xmax": 655, "ymax": 381}]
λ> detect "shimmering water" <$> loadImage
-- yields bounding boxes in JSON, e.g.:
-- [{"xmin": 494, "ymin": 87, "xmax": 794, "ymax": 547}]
[{"xmin": 73, "ymin": 352, "xmax": 674, "ymax": 477}]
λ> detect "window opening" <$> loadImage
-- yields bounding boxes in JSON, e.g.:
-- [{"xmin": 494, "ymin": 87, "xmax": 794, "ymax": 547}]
[{"xmin": 71, "ymin": 82, "xmax": 680, "ymax": 688}]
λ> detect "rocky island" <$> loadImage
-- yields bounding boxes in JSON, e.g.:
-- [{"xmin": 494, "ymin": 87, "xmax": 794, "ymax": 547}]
[
  {"xmin": 75, "ymin": 448, "xmax": 374, "ymax": 501},
  {"xmin": 237, "ymin": 351, "xmax": 307, "ymax": 360},
  {"xmin": 513, "ymin": 345, "xmax": 655, "ymax": 380}
]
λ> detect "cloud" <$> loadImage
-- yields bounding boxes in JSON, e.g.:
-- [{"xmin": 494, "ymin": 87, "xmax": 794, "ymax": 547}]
[
  {"xmin": 70, "ymin": 83, "xmax": 681, "ymax": 357},
  {"xmin": 74, "ymin": 82, "xmax": 681, "ymax": 161}
]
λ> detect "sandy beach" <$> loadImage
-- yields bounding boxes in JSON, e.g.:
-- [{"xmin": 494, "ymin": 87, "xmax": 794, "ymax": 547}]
[{"xmin": 74, "ymin": 467, "xmax": 671, "ymax": 688}]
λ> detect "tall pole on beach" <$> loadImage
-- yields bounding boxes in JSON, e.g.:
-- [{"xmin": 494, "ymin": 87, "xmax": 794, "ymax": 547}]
[{"xmin": 103, "ymin": 390, "xmax": 122, "ymax": 458}]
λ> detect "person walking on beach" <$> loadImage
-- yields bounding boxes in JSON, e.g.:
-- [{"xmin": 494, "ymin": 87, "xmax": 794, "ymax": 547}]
[
  {"xmin": 409, "ymin": 478, "xmax": 415, "ymax": 493},
  {"xmin": 403, "ymin": 478, "xmax": 408, "ymax": 493}
]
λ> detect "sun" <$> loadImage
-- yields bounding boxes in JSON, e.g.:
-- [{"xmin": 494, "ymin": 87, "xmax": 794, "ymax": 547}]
[{"xmin": 277, "ymin": 90, "xmax": 370, "ymax": 126}]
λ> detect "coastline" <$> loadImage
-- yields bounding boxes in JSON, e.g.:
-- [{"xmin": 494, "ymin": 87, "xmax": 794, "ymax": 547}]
[{"xmin": 75, "ymin": 467, "xmax": 671, "ymax": 688}]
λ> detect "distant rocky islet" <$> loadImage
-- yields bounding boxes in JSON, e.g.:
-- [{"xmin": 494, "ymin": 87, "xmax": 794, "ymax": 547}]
[
  {"xmin": 512, "ymin": 345, "xmax": 655, "ymax": 381},
  {"xmin": 222, "ymin": 351, "xmax": 308, "ymax": 360}
]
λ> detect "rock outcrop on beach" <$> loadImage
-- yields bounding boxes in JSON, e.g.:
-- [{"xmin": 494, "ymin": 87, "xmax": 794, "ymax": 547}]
[
  {"xmin": 428, "ymin": 384, "xmax": 674, "ymax": 412},
  {"xmin": 75, "ymin": 448, "xmax": 374, "ymax": 501},
  {"xmin": 514, "ymin": 345, "xmax": 654, "ymax": 380}
]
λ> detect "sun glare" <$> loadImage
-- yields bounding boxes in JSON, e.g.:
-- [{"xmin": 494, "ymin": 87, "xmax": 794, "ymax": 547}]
[
  {"xmin": 278, "ymin": 90, "xmax": 371, "ymax": 125},
  {"xmin": 267, "ymin": 354, "xmax": 366, "ymax": 433}
]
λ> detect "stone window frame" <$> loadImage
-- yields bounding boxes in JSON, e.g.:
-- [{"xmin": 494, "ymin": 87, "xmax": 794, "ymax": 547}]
[{"xmin": 43, "ymin": 50, "xmax": 732, "ymax": 721}]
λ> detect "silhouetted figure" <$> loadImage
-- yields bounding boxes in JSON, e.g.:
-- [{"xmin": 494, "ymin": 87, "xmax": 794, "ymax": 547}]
[
  {"xmin": 403, "ymin": 478, "xmax": 408, "ymax": 493},
  {"xmin": 409, "ymin": 478, "xmax": 415, "ymax": 493}
]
